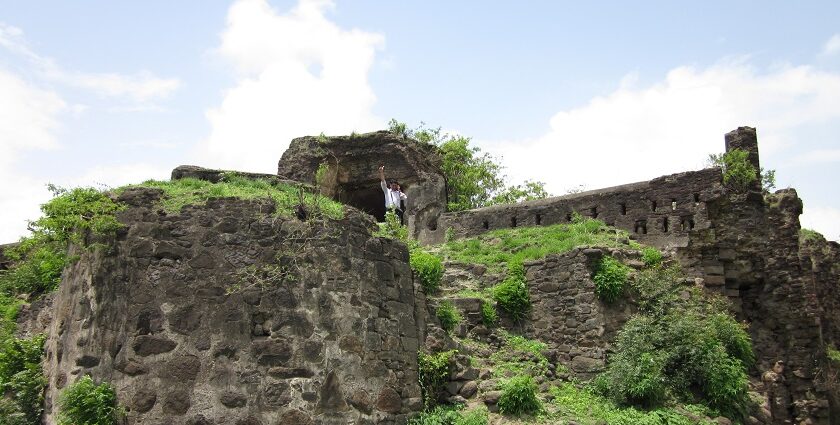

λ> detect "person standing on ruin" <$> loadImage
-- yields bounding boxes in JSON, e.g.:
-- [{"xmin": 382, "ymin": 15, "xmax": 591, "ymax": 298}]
[{"xmin": 379, "ymin": 165, "xmax": 408, "ymax": 225}]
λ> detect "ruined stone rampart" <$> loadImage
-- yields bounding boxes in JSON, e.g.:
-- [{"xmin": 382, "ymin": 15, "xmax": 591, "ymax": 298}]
[{"xmin": 39, "ymin": 188, "xmax": 425, "ymax": 424}]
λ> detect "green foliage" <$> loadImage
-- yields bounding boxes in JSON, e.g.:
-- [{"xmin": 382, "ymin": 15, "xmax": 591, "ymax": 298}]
[
  {"xmin": 376, "ymin": 209, "xmax": 409, "ymax": 242},
  {"xmin": 497, "ymin": 374, "xmax": 542, "ymax": 416},
  {"xmin": 407, "ymin": 404, "xmax": 489, "ymax": 425},
  {"xmin": 551, "ymin": 383, "xmax": 715, "ymax": 425},
  {"xmin": 490, "ymin": 180, "xmax": 551, "ymax": 205},
  {"xmin": 418, "ymin": 350, "xmax": 457, "ymax": 408},
  {"xmin": 593, "ymin": 256, "xmax": 630, "ymax": 303},
  {"xmin": 708, "ymin": 148, "xmax": 775, "ymax": 191},
  {"xmin": 827, "ymin": 346, "xmax": 840, "ymax": 365},
  {"xmin": 410, "ymin": 249, "xmax": 444, "ymax": 293},
  {"xmin": 436, "ymin": 301, "xmax": 462, "ymax": 333},
  {"xmin": 641, "ymin": 246, "xmax": 663, "ymax": 268},
  {"xmin": 489, "ymin": 331, "xmax": 550, "ymax": 378},
  {"xmin": 0, "ymin": 334, "xmax": 46, "ymax": 424},
  {"xmin": 388, "ymin": 119, "xmax": 550, "ymax": 211},
  {"xmin": 57, "ymin": 375, "xmax": 123, "ymax": 425},
  {"xmin": 491, "ymin": 261, "xmax": 530, "ymax": 320},
  {"xmin": 125, "ymin": 175, "xmax": 344, "ymax": 220},
  {"xmin": 34, "ymin": 185, "xmax": 125, "ymax": 244},
  {"xmin": 480, "ymin": 300, "xmax": 498, "ymax": 327},
  {"xmin": 440, "ymin": 215, "xmax": 632, "ymax": 273},
  {"xmin": 800, "ymin": 228, "xmax": 826, "ymax": 243},
  {"xmin": 596, "ymin": 266, "xmax": 754, "ymax": 420}
]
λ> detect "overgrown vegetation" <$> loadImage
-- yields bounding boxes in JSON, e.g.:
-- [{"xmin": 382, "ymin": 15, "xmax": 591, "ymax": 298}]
[
  {"xmin": 491, "ymin": 261, "xmax": 530, "ymax": 320},
  {"xmin": 418, "ymin": 350, "xmax": 457, "ymax": 408},
  {"xmin": 0, "ymin": 334, "xmax": 46, "ymax": 424},
  {"xmin": 0, "ymin": 185, "xmax": 125, "ymax": 423},
  {"xmin": 407, "ymin": 404, "xmax": 489, "ymax": 425},
  {"xmin": 126, "ymin": 175, "xmax": 344, "ymax": 220},
  {"xmin": 592, "ymin": 256, "xmax": 631, "ymax": 303},
  {"xmin": 57, "ymin": 375, "xmax": 123, "ymax": 425},
  {"xmin": 497, "ymin": 374, "xmax": 542, "ymax": 416},
  {"xmin": 800, "ymin": 228, "xmax": 826, "ymax": 243},
  {"xmin": 641, "ymin": 246, "xmax": 663, "ymax": 268},
  {"xmin": 488, "ymin": 331, "xmax": 550, "ymax": 379},
  {"xmin": 708, "ymin": 148, "xmax": 775, "ymax": 191},
  {"xmin": 436, "ymin": 301, "xmax": 462, "ymax": 333},
  {"xmin": 594, "ymin": 265, "xmax": 754, "ymax": 420},
  {"xmin": 551, "ymin": 383, "xmax": 715, "ymax": 425},
  {"xmin": 438, "ymin": 214, "xmax": 635, "ymax": 273},
  {"xmin": 411, "ymin": 249, "xmax": 444, "ymax": 293},
  {"xmin": 388, "ymin": 119, "xmax": 550, "ymax": 211},
  {"xmin": 480, "ymin": 300, "xmax": 498, "ymax": 327}
]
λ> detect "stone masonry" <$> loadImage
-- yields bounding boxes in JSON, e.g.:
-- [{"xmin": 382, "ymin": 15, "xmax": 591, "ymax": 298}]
[{"xmin": 38, "ymin": 187, "xmax": 425, "ymax": 424}]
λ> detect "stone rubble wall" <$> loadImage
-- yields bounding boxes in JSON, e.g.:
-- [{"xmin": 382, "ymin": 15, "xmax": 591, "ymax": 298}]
[{"xmin": 39, "ymin": 187, "xmax": 425, "ymax": 425}]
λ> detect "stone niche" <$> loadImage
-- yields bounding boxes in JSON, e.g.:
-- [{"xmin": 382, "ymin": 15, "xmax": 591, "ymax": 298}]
[
  {"xmin": 40, "ymin": 188, "xmax": 424, "ymax": 424},
  {"xmin": 277, "ymin": 131, "xmax": 447, "ymax": 241}
]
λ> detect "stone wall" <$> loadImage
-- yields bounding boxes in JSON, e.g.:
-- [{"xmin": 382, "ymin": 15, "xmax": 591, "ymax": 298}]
[
  {"xmin": 523, "ymin": 248, "xmax": 639, "ymax": 380},
  {"xmin": 39, "ymin": 188, "xmax": 425, "ymax": 425}
]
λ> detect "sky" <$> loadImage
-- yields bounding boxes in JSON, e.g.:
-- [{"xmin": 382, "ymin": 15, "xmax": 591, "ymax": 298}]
[{"xmin": 1, "ymin": 0, "xmax": 839, "ymax": 242}]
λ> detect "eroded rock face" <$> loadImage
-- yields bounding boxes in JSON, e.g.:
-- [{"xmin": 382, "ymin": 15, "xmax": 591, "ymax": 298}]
[
  {"xmin": 277, "ymin": 131, "xmax": 447, "ymax": 241},
  {"xmin": 40, "ymin": 188, "xmax": 424, "ymax": 424}
]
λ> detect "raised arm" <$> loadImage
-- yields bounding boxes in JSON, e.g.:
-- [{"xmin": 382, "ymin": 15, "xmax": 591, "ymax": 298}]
[{"xmin": 379, "ymin": 165, "xmax": 388, "ymax": 192}]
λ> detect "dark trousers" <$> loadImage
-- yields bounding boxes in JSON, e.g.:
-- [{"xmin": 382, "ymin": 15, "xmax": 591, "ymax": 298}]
[{"xmin": 390, "ymin": 207, "xmax": 404, "ymax": 226}]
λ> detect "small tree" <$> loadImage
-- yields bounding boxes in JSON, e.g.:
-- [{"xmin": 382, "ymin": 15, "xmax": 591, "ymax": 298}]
[{"xmin": 389, "ymin": 120, "xmax": 551, "ymax": 211}]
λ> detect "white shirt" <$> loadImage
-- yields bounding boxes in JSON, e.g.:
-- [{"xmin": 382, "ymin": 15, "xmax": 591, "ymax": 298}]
[{"xmin": 381, "ymin": 180, "xmax": 408, "ymax": 210}]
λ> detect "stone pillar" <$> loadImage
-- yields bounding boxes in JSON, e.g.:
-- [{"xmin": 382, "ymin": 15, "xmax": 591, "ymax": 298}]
[{"xmin": 724, "ymin": 126, "xmax": 760, "ymax": 172}]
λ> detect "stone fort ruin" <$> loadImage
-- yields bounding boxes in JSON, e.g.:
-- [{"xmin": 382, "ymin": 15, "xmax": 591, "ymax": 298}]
[{"xmin": 7, "ymin": 126, "xmax": 840, "ymax": 424}]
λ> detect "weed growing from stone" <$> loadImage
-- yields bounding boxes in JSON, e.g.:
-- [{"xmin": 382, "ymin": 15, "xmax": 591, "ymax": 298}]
[
  {"xmin": 491, "ymin": 261, "xmax": 530, "ymax": 320},
  {"xmin": 592, "ymin": 256, "xmax": 630, "ymax": 304},
  {"xmin": 480, "ymin": 300, "xmax": 498, "ymax": 327},
  {"xmin": 708, "ymin": 148, "xmax": 775, "ymax": 191},
  {"xmin": 410, "ymin": 249, "xmax": 443, "ymax": 293},
  {"xmin": 640, "ymin": 246, "xmax": 663, "ymax": 268},
  {"xmin": 126, "ymin": 175, "xmax": 344, "ymax": 220},
  {"xmin": 497, "ymin": 374, "xmax": 542, "ymax": 416},
  {"xmin": 418, "ymin": 350, "xmax": 457, "ymax": 409},
  {"xmin": 489, "ymin": 330, "xmax": 550, "ymax": 379},
  {"xmin": 57, "ymin": 375, "xmax": 123, "ymax": 425},
  {"xmin": 436, "ymin": 300, "xmax": 462, "ymax": 334}
]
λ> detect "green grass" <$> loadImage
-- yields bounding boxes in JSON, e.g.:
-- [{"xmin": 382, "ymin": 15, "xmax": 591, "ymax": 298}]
[
  {"xmin": 124, "ymin": 175, "xmax": 344, "ymax": 220},
  {"xmin": 438, "ymin": 216, "xmax": 635, "ymax": 273},
  {"xmin": 550, "ymin": 383, "xmax": 715, "ymax": 425},
  {"xmin": 490, "ymin": 331, "xmax": 552, "ymax": 378},
  {"xmin": 800, "ymin": 228, "xmax": 826, "ymax": 243},
  {"xmin": 408, "ymin": 404, "xmax": 489, "ymax": 425}
]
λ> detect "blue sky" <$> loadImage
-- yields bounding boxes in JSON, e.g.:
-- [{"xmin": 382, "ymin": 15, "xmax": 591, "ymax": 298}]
[{"xmin": 1, "ymin": 0, "xmax": 839, "ymax": 242}]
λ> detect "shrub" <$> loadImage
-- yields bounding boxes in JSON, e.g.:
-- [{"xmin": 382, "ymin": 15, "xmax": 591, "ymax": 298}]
[
  {"xmin": 480, "ymin": 300, "xmax": 498, "ymax": 327},
  {"xmin": 57, "ymin": 375, "xmax": 123, "ymax": 425},
  {"xmin": 641, "ymin": 247, "xmax": 663, "ymax": 268},
  {"xmin": 0, "ymin": 334, "xmax": 47, "ymax": 424},
  {"xmin": 410, "ymin": 250, "xmax": 444, "ymax": 293},
  {"xmin": 708, "ymin": 148, "xmax": 775, "ymax": 191},
  {"xmin": 491, "ymin": 261, "xmax": 530, "ymax": 320},
  {"xmin": 497, "ymin": 374, "xmax": 541, "ymax": 416},
  {"xmin": 593, "ymin": 256, "xmax": 630, "ymax": 303},
  {"xmin": 828, "ymin": 346, "xmax": 840, "ymax": 365},
  {"xmin": 596, "ymin": 265, "xmax": 754, "ymax": 420},
  {"xmin": 436, "ymin": 301, "xmax": 462, "ymax": 333},
  {"xmin": 418, "ymin": 350, "xmax": 457, "ymax": 408}
]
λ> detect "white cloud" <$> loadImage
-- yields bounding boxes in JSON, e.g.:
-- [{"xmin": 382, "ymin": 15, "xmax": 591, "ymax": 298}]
[
  {"xmin": 484, "ymin": 58, "xmax": 840, "ymax": 193},
  {"xmin": 0, "ymin": 68, "xmax": 65, "ymax": 242},
  {"xmin": 822, "ymin": 34, "xmax": 840, "ymax": 56},
  {"xmin": 801, "ymin": 206, "xmax": 840, "ymax": 242},
  {"xmin": 198, "ymin": 0, "xmax": 384, "ymax": 173},
  {"xmin": 789, "ymin": 148, "xmax": 840, "ymax": 166},
  {"xmin": 0, "ymin": 22, "xmax": 179, "ymax": 102},
  {"xmin": 64, "ymin": 163, "xmax": 172, "ymax": 189}
]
